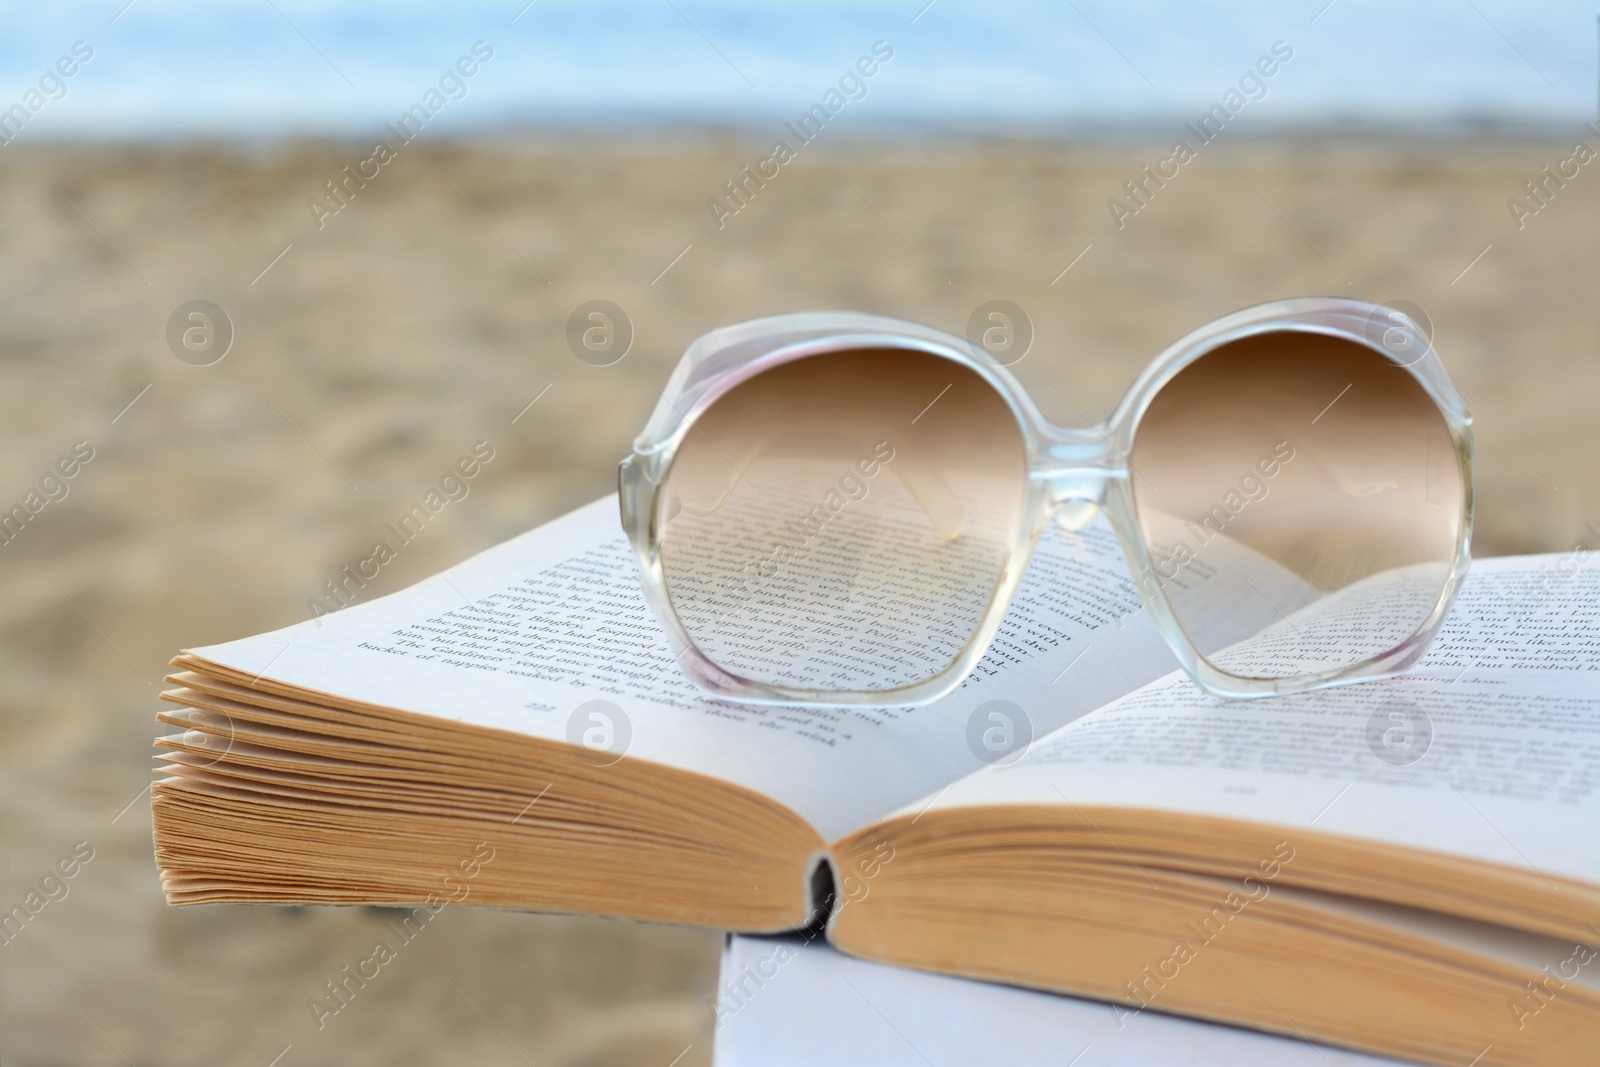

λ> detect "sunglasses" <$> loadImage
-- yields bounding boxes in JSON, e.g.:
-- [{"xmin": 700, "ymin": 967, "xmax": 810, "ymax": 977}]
[{"xmin": 619, "ymin": 298, "xmax": 1472, "ymax": 707}]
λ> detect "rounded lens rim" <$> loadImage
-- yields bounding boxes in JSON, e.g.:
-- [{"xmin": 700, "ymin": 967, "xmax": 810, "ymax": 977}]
[
  {"xmin": 1113, "ymin": 316, "xmax": 1473, "ymax": 698},
  {"xmin": 628, "ymin": 327, "xmax": 1044, "ymax": 708}
]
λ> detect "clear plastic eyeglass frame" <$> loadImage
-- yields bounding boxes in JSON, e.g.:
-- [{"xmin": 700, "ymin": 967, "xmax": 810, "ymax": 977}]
[{"xmin": 619, "ymin": 297, "xmax": 1473, "ymax": 708}]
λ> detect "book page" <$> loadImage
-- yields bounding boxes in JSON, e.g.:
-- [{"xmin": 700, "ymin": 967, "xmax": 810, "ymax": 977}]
[
  {"xmin": 715, "ymin": 934, "xmax": 1413, "ymax": 1067},
  {"xmin": 189, "ymin": 497, "xmax": 1200, "ymax": 841},
  {"xmin": 914, "ymin": 555, "xmax": 1600, "ymax": 883}
]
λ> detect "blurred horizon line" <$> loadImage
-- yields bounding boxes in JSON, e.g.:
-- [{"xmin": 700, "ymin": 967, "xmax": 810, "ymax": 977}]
[{"xmin": 4, "ymin": 116, "xmax": 1596, "ymax": 152}]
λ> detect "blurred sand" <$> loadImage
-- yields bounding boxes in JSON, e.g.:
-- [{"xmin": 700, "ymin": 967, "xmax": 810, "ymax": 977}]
[{"xmin": 1, "ymin": 136, "xmax": 1596, "ymax": 1066}]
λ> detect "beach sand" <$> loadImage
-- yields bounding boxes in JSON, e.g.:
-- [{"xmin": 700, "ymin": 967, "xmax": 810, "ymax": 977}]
[{"xmin": 1, "ymin": 136, "xmax": 1595, "ymax": 1065}]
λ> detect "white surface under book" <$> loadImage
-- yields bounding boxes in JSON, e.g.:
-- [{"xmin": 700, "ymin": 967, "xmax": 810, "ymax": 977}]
[{"xmin": 714, "ymin": 934, "xmax": 1419, "ymax": 1067}]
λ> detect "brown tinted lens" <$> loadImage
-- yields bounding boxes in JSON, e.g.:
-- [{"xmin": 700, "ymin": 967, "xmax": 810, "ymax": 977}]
[
  {"xmin": 1129, "ymin": 331, "xmax": 1463, "ymax": 680},
  {"xmin": 658, "ymin": 348, "xmax": 1029, "ymax": 693}
]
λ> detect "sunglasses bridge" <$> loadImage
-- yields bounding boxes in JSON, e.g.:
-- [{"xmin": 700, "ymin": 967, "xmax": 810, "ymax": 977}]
[{"xmin": 1033, "ymin": 427, "xmax": 1129, "ymax": 534}]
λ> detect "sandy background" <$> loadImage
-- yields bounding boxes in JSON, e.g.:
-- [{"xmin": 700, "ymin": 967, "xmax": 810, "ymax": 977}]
[{"xmin": 2, "ymin": 136, "xmax": 1596, "ymax": 1065}]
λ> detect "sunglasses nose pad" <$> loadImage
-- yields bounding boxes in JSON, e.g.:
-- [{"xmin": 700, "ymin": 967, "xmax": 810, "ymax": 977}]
[{"xmin": 1054, "ymin": 499, "xmax": 1101, "ymax": 532}]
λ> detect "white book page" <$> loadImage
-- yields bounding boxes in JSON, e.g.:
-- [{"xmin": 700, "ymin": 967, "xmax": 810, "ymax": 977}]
[
  {"xmin": 714, "ymin": 934, "xmax": 1415, "ymax": 1067},
  {"xmin": 189, "ymin": 497, "xmax": 1192, "ymax": 841},
  {"xmin": 915, "ymin": 555, "xmax": 1600, "ymax": 884}
]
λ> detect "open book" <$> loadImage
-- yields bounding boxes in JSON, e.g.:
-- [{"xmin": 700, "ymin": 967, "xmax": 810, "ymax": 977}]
[{"xmin": 152, "ymin": 498, "xmax": 1600, "ymax": 1067}]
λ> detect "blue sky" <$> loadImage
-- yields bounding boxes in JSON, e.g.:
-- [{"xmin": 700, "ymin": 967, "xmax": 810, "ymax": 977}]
[{"xmin": 1, "ymin": 1, "xmax": 1594, "ymax": 140}]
